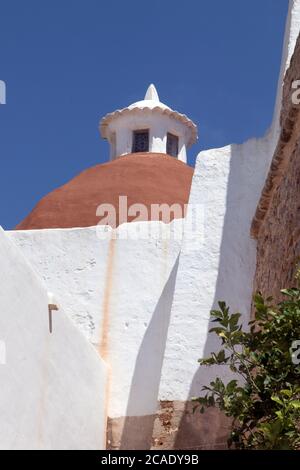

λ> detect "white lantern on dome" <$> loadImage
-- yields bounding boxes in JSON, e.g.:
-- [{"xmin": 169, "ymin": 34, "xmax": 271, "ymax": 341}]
[{"xmin": 99, "ymin": 84, "xmax": 198, "ymax": 163}]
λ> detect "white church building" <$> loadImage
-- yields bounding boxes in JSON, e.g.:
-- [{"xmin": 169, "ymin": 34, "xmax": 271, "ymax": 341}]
[{"xmin": 0, "ymin": 0, "xmax": 300, "ymax": 450}]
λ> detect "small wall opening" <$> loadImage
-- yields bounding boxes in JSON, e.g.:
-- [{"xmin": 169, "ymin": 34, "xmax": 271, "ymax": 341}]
[
  {"xmin": 132, "ymin": 129, "xmax": 149, "ymax": 153},
  {"xmin": 167, "ymin": 133, "xmax": 179, "ymax": 157},
  {"xmin": 110, "ymin": 132, "xmax": 116, "ymax": 159}
]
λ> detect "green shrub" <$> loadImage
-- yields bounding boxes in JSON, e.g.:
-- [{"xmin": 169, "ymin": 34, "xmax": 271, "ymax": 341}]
[{"xmin": 195, "ymin": 284, "xmax": 300, "ymax": 449}]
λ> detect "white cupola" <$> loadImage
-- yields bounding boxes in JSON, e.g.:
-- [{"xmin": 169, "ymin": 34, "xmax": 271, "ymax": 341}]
[{"xmin": 99, "ymin": 84, "xmax": 198, "ymax": 163}]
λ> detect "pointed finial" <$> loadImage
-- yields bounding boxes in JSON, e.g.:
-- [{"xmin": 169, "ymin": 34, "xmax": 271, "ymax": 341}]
[{"xmin": 144, "ymin": 84, "xmax": 160, "ymax": 102}]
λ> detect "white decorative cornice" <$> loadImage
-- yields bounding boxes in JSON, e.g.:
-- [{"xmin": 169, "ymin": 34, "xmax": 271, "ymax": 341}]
[{"xmin": 100, "ymin": 84, "xmax": 198, "ymax": 148}]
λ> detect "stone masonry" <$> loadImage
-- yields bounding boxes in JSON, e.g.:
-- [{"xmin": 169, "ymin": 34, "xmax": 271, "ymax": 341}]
[{"xmin": 252, "ymin": 35, "xmax": 300, "ymax": 301}]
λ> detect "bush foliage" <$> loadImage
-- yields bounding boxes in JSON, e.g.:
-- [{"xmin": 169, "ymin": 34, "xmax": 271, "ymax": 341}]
[{"xmin": 196, "ymin": 283, "xmax": 300, "ymax": 449}]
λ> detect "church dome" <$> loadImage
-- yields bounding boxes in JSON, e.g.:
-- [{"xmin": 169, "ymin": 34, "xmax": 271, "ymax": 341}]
[{"xmin": 16, "ymin": 153, "xmax": 194, "ymax": 230}]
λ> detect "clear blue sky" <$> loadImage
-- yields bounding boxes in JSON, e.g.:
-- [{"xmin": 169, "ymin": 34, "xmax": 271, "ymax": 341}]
[{"xmin": 0, "ymin": 0, "xmax": 288, "ymax": 229}]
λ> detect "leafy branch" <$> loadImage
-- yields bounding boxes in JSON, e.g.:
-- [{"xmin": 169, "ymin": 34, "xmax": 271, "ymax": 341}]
[{"xmin": 194, "ymin": 281, "xmax": 300, "ymax": 449}]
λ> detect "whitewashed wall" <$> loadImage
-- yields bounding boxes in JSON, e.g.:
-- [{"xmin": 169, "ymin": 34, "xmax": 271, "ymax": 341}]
[
  {"xmin": 6, "ymin": 0, "xmax": 300, "ymax": 426},
  {"xmin": 9, "ymin": 222, "xmax": 182, "ymax": 418},
  {"xmin": 158, "ymin": 0, "xmax": 300, "ymax": 402},
  {"xmin": 272, "ymin": 0, "xmax": 300, "ymax": 148},
  {"xmin": 0, "ymin": 227, "xmax": 107, "ymax": 449},
  {"xmin": 159, "ymin": 136, "xmax": 272, "ymax": 400}
]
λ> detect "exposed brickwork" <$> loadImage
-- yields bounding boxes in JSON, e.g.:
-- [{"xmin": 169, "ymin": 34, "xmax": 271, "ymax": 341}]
[
  {"xmin": 106, "ymin": 401, "xmax": 230, "ymax": 450},
  {"xmin": 253, "ymin": 140, "xmax": 300, "ymax": 301},
  {"xmin": 152, "ymin": 401, "xmax": 230, "ymax": 450},
  {"xmin": 253, "ymin": 35, "xmax": 300, "ymax": 301}
]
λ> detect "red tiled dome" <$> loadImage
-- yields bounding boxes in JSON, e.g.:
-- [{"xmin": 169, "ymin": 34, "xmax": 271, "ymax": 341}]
[{"xmin": 16, "ymin": 153, "xmax": 194, "ymax": 230}]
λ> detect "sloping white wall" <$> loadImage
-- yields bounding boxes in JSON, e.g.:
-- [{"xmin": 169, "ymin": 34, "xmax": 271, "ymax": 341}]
[
  {"xmin": 159, "ymin": 0, "xmax": 300, "ymax": 402},
  {"xmin": 159, "ymin": 136, "xmax": 272, "ymax": 400},
  {"xmin": 272, "ymin": 0, "xmax": 300, "ymax": 147},
  {"xmin": 7, "ymin": 0, "xmax": 300, "ymax": 426},
  {"xmin": 0, "ymin": 227, "xmax": 107, "ymax": 449},
  {"xmin": 9, "ymin": 222, "xmax": 182, "ymax": 418}
]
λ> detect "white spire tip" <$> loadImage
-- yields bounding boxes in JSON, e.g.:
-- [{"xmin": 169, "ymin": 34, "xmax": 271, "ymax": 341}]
[{"xmin": 144, "ymin": 84, "xmax": 159, "ymax": 102}]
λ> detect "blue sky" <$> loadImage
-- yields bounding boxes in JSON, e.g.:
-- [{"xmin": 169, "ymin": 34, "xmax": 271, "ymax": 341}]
[{"xmin": 0, "ymin": 0, "xmax": 288, "ymax": 229}]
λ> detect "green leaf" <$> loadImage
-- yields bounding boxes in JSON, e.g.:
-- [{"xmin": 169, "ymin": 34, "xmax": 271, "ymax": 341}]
[
  {"xmin": 290, "ymin": 401, "xmax": 300, "ymax": 409},
  {"xmin": 271, "ymin": 396, "xmax": 283, "ymax": 406},
  {"xmin": 226, "ymin": 380, "xmax": 238, "ymax": 394},
  {"xmin": 280, "ymin": 389, "xmax": 292, "ymax": 398},
  {"xmin": 281, "ymin": 288, "xmax": 300, "ymax": 298},
  {"xmin": 230, "ymin": 313, "xmax": 242, "ymax": 325}
]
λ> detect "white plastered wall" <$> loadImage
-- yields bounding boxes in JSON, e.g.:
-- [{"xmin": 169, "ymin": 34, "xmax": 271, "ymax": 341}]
[
  {"xmin": 9, "ymin": 221, "xmax": 183, "ymax": 418},
  {"xmin": 272, "ymin": 0, "xmax": 300, "ymax": 148},
  {"xmin": 0, "ymin": 227, "xmax": 107, "ymax": 449},
  {"xmin": 159, "ymin": 0, "xmax": 300, "ymax": 401},
  {"xmin": 7, "ymin": 0, "xmax": 300, "ymax": 423}
]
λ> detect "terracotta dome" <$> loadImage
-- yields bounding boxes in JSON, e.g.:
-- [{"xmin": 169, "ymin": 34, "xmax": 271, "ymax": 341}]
[{"xmin": 16, "ymin": 153, "xmax": 194, "ymax": 230}]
